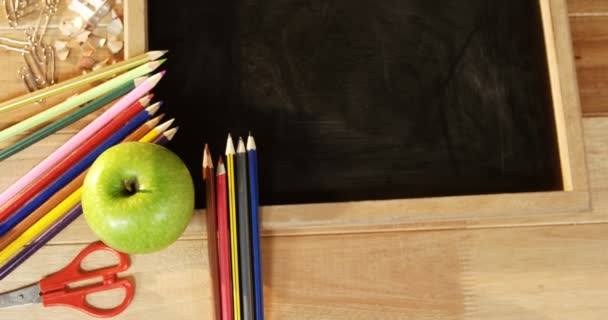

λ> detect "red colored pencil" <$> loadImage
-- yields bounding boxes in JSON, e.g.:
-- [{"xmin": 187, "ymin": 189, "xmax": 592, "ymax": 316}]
[
  {"xmin": 203, "ymin": 145, "xmax": 221, "ymax": 320},
  {"xmin": 0, "ymin": 94, "xmax": 155, "ymax": 222},
  {"xmin": 216, "ymin": 156, "xmax": 233, "ymax": 320}
]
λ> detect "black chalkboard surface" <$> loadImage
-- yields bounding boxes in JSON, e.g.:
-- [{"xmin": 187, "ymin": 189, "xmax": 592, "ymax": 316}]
[{"xmin": 148, "ymin": 0, "xmax": 562, "ymax": 208}]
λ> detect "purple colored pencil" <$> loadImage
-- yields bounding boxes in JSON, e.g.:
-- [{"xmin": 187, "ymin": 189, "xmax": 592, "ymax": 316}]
[
  {"xmin": 0, "ymin": 128, "xmax": 177, "ymax": 280},
  {"xmin": 0, "ymin": 204, "xmax": 82, "ymax": 280}
]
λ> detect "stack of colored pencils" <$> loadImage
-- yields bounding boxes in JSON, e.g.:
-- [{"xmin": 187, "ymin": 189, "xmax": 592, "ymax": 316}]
[
  {"xmin": 203, "ymin": 133, "xmax": 264, "ymax": 320},
  {"xmin": 0, "ymin": 50, "xmax": 179, "ymax": 279}
]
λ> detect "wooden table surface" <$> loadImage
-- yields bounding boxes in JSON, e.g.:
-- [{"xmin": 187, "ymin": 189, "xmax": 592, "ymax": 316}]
[{"xmin": 1, "ymin": 1, "xmax": 608, "ymax": 319}]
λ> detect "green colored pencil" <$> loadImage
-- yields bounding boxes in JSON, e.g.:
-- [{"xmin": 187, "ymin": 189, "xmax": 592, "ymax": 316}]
[
  {"xmin": 0, "ymin": 59, "xmax": 165, "ymax": 144},
  {"xmin": 0, "ymin": 77, "xmax": 146, "ymax": 161},
  {"xmin": 0, "ymin": 50, "xmax": 167, "ymax": 113}
]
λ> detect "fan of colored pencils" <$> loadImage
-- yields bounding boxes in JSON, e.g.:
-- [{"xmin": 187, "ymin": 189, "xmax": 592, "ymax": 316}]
[
  {"xmin": 203, "ymin": 133, "xmax": 264, "ymax": 320},
  {"xmin": 0, "ymin": 50, "xmax": 180, "ymax": 279}
]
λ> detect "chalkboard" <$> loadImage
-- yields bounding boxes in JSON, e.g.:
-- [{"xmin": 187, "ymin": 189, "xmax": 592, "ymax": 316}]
[{"xmin": 148, "ymin": 0, "xmax": 562, "ymax": 208}]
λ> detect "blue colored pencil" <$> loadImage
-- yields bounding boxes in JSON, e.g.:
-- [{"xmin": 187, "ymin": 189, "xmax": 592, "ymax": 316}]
[
  {"xmin": 0, "ymin": 109, "xmax": 152, "ymax": 238},
  {"xmin": 247, "ymin": 133, "xmax": 264, "ymax": 320}
]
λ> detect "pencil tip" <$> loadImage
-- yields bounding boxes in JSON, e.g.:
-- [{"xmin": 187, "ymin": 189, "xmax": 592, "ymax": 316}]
[
  {"xmin": 139, "ymin": 94, "xmax": 153, "ymax": 106},
  {"xmin": 147, "ymin": 50, "xmax": 168, "ymax": 60},
  {"xmin": 155, "ymin": 118, "xmax": 175, "ymax": 133},
  {"xmin": 160, "ymin": 70, "xmax": 167, "ymax": 77},
  {"xmin": 237, "ymin": 137, "xmax": 246, "ymax": 153},
  {"xmin": 225, "ymin": 134, "xmax": 235, "ymax": 155},
  {"xmin": 148, "ymin": 59, "xmax": 166, "ymax": 71},
  {"xmin": 203, "ymin": 144, "xmax": 213, "ymax": 169},
  {"xmin": 146, "ymin": 102, "xmax": 161, "ymax": 115},
  {"xmin": 164, "ymin": 127, "xmax": 178, "ymax": 140},
  {"xmin": 147, "ymin": 114, "xmax": 165, "ymax": 126},
  {"xmin": 246, "ymin": 134, "xmax": 256, "ymax": 151},
  {"xmin": 216, "ymin": 157, "xmax": 226, "ymax": 175},
  {"xmin": 133, "ymin": 75, "xmax": 148, "ymax": 86}
]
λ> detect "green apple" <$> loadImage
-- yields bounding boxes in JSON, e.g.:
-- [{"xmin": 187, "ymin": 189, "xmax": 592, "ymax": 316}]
[{"xmin": 82, "ymin": 142, "xmax": 195, "ymax": 254}]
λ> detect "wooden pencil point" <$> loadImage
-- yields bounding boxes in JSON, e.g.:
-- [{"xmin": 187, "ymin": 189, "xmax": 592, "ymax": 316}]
[
  {"xmin": 154, "ymin": 118, "xmax": 174, "ymax": 133},
  {"xmin": 148, "ymin": 59, "xmax": 166, "ymax": 72},
  {"xmin": 145, "ymin": 102, "xmax": 161, "ymax": 116},
  {"xmin": 237, "ymin": 137, "xmax": 246, "ymax": 153},
  {"xmin": 139, "ymin": 94, "xmax": 153, "ymax": 107},
  {"xmin": 147, "ymin": 71, "xmax": 165, "ymax": 86},
  {"xmin": 246, "ymin": 135, "xmax": 256, "ymax": 151},
  {"xmin": 163, "ymin": 127, "xmax": 178, "ymax": 141},
  {"xmin": 203, "ymin": 144, "xmax": 214, "ymax": 169},
  {"xmin": 133, "ymin": 75, "xmax": 149, "ymax": 86},
  {"xmin": 226, "ymin": 134, "xmax": 236, "ymax": 155},
  {"xmin": 217, "ymin": 157, "xmax": 226, "ymax": 175},
  {"xmin": 147, "ymin": 50, "xmax": 168, "ymax": 61}
]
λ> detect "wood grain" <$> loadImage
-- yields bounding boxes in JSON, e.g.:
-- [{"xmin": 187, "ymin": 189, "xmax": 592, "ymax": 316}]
[
  {"xmin": 1, "ymin": 0, "xmax": 608, "ymax": 319},
  {"xmin": 568, "ymin": 0, "xmax": 608, "ymax": 115},
  {"xmin": 568, "ymin": 0, "xmax": 608, "ymax": 13}
]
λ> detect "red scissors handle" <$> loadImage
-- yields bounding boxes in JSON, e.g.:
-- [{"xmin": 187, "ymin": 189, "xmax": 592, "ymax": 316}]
[{"xmin": 39, "ymin": 242, "xmax": 135, "ymax": 318}]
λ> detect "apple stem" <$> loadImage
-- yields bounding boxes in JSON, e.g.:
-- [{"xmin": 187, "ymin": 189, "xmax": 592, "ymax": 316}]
[{"xmin": 123, "ymin": 179, "xmax": 136, "ymax": 195}]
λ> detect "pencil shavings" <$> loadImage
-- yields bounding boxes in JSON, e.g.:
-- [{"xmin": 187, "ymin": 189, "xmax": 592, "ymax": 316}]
[
  {"xmin": 92, "ymin": 58, "xmax": 110, "ymax": 71},
  {"xmin": 57, "ymin": 48, "xmax": 70, "ymax": 61},
  {"xmin": 54, "ymin": 40, "xmax": 68, "ymax": 51},
  {"xmin": 81, "ymin": 41, "xmax": 95, "ymax": 57},
  {"xmin": 106, "ymin": 18, "xmax": 123, "ymax": 37},
  {"xmin": 107, "ymin": 39, "xmax": 123, "ymax": 54},
  {"xmin": 77, "ymin": 55, "xmax": 96, "ymax": 69},
  {"xmin": 74, "ymin": 30, "xmax": 92, "ymax": 43},
  {"xmin": 59, "ymin": 18, "xmax": 85, "ymax": 36}
]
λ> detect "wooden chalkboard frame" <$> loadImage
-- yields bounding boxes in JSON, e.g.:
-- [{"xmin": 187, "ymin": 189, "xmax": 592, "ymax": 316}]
[
  {"xmin": 244, "ymin": 0, "xmax": 590, "ymax": 234},
  {"xmin": 140, "ymin": 0, "xmax": 590, "ymax": 233}
]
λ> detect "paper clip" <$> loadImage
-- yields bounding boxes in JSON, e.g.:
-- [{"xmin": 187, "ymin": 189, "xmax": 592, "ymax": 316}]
[{"xmin": 3, "ymin": 0, "xmax": 40, "ymax": 27}]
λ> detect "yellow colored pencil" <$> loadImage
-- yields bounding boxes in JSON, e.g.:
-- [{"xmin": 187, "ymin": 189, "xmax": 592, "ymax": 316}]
[
  {"xmin": 226, "ymin": 134, "xmax": 241, "ymax": 320},
  {"xmin": 0, "ymin": 129, "xmax": 167, "ymax": 264},
  {"xmin": 0, "ymin": 188, "xmax": 82, "ymax": 263},
  {"xmin": 139, "ymin": 116, "xmax": 174, "ymax": 143},
  {"xmin": 0, "ymin": 50, "xmax": 167, "ymax": 113}
]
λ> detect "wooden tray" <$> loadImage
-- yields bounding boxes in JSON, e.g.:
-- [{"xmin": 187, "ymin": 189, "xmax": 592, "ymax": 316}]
[{"xmin": 0, "ymin": 0, "xmax": 147, "ymax": 140}]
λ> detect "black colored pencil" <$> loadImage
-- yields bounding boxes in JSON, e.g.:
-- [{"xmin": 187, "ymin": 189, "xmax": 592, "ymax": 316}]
[{"xmin": 236, "ymin": 137, "xmax": 255, "ymax": 320}]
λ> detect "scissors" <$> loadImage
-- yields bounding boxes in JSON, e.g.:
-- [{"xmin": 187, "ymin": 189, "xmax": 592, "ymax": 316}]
[{"xmin": 0, "ymin": 241, "xmax": 134, "ymax": 318}]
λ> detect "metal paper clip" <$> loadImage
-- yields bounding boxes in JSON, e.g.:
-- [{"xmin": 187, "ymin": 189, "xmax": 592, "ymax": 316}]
[
  {"xmin": 19, "ymin": 65, "xmax": 37, "ymax": 92},
  {"xmin": 3, "ymin": 0, "xmax": 40, "ymax": 27},
  {"xmin": 44, "ymin": 44, "xmax": 55, "ymax": 85},
  {"xmin": 68, "ymin": 0, "xmax": 111, "ymax": 28}
]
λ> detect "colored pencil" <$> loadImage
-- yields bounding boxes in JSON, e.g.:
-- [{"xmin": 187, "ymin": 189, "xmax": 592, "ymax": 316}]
[
  {"xmin": 151, "ymin": 127, "xmax": 178, "ymax": 145},
  {"xmin": 247, "ymin": 134, "xmax": 264, "ymax": 320},
  {"xmin": 0, "ymin": 60, "xmax": 165, "ymax": 144},
  {"xmin": 0, "ymin": 116, "xmax": 164, "ymax": 251},
  {"xmin": 217, "ymin": 156, "xmax": 234, "ymax": 320},
  {"xmin": 203, "ymin": 145, "xmax": 222, "ymax": 320},
  {"xmin": 226, "ymin": 134, "xmax": 241, "ymax": 320},
  {"xmin": 0, "ymin": 107, "xmax": 153, "ymax": 240},
  {"xmin": 236, "ymin": 137, "xmax": 255, "ymax": 320},
  {"xmin": 0, "ymin": 128, "xmax": 176, "ymax": 280},
  {"xmin": 0, "ymin": 97, "xmax": 156, "ymax": 223},
  {"xmin": 140, "ymin": 117, "xmax": 174, "ymax": 143},
  {"xmin": 0, "ymin": 77, "xmax": 145, "ymax": 161},
  {"xmin": 0, "ymin": 50, "xmax": 167, "ymax": 113},
  {"xmin": 122, "ymin": 114, "xmax": 165, "ymax": 143},
  {"xmin": 0, "ymin": 71, "xmax": 165, "ymax": 208}
]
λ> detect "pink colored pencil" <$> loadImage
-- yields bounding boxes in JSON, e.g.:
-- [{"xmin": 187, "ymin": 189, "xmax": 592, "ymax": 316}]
[{"xmin": 0, "ymin": 70, "xmax": 165, "ymax": 207}]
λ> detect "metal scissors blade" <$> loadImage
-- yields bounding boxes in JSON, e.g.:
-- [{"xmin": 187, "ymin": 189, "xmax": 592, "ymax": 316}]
[{"xmin": 0, "ymin": 283, "xmax": 41, "ymax": 308}]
